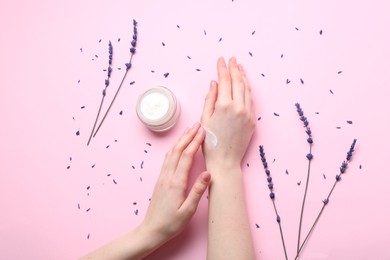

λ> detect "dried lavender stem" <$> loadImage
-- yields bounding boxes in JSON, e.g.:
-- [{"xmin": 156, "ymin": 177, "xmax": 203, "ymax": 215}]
[
  {"xmin": 259, "ymin": 145, "xmax": 288, "ymax": 260},
  {"xmin": 87, "ymin": 95, "xmax": 105, "ymax": 145},
  {"xmin": 295, "ymin": 179, "xmax": 337, "ymax": 260},
  {"xmin": 87, "ymin": 41, "xmax": 113, "ymax": 146},
  {"xmin": 295, "ymin": 139, "xmax": 356, "ymax": 259},
  {"xmin": 272, "ymin": 200, "xmax": 289, "ymax": 260},
  {"xmin": 92, "ymin": 55, "xmax": 133, "ymax": 138},
  {"xmin": 91, "ymin": 19, "xmax": 137, "ymax": 139},
  {"xmin": 296, "ymin": 143, "xmax": 312, "ymax": 253}
]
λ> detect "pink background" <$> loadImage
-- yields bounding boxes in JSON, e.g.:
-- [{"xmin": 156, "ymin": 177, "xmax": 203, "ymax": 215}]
[{"xmin": 1, "ymin": 0, "xmax": 390, "ymax": 259}]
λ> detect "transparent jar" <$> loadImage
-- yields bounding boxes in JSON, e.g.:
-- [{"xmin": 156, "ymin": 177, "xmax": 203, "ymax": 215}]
[{"xmin": 136, "ymin": 86, "xmax": 181, "ymax": 132}]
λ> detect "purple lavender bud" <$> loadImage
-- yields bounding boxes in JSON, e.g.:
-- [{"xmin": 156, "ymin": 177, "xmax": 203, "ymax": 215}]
[
  {"xmin": 265, "ymin": 169, "xmax": 270, "ymax": 176},
  {"xmin": 268, "ymin": 183, "xmax": 273, "ymax": 190},
  {"xmin": 267, "ymin": 177, "xmax": 272, "ymax": 183},
  {"xmin": 346, "ymin": 151, "xmax": 353, "ymax": 161},
  {"xmin": 307, "ymin": 137, "xmax": 313, "ymax": 143},
  {"xmin": 336, "ymin": 175, "xmax": 341, "ymax": 181},
  {"xmin": 306, "ymin": 153, "xmax": 313, "ymax": 160},
  {"xmin": 304, "ymin": 120, "xmax": 309, "ymax": 127},
  {"xmin": 342, "ymin": 161, "xmax": 348, "ymax": 167},
  {"xmin": 134, "ymin": 27, "xmax": 138, "ymax": 35},
  {"xmin": 340, "ymin": 161, "xmax": 348, "ymax": 173},
  {"xmin": 323, "ymin": 198, "xmax": 329, "ymax": 205},
  {"xmin": 133, "ymin": 19, "xmax": 138, "ymax": 26},
  {"xmin": 125, "ymin": 63, "xmax": 132, "ymax": 70},
  {"xmin": 130, "ymin": 47, "xmax": 136, "ymax": 54},
  {"xmin": 300, "ymin": 116, "xmax": 306, "ymax": 122},
  {"xmin": 259, "ymin": 145, "xmax": 265, "ymax": 154},
  {"xmin": 131, "ymin": 40, "xmax": 137, "ymax": 47},
  {"xmin": 102, "ymin": 89, "xmax": 106, "ymax": 96},
  {"xmin": 105, "ymin": 79, "xmax": 109, "ymax": 87},
  {"xmin": 269, "ymin": 192, "xmax": 275, "ymax": 199},
  {"xmin": 133, "ymin": 35, "xmax": 137, "ymax": 41},
  {"xmin": 108, "ymin": 41, "xmax": 113, "ymax": 54},
  {"xmin": 108, "ymin": 67, "xmax": 112, "ymax": 77},
  {"xmin": 263, "ymin": 162, "xmax": 268, "ymax": 168},
  {"xmin": 276, "ymin": 215, "xmax": 281, "ymax": 223},
  {"xmin": 306, "ymin": 128, "xmax": 312, "ymax": 136}
]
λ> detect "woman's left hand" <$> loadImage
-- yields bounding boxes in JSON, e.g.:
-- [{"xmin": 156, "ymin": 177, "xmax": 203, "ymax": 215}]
[{"xmin": 141, "ymin": 122, "xmax": 211, "ymax": 245}]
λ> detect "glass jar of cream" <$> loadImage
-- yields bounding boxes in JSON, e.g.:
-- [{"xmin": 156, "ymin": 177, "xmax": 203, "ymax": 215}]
[{"xmin": 136, "ymin": 86, "xmax": 181, "ymax": 132}]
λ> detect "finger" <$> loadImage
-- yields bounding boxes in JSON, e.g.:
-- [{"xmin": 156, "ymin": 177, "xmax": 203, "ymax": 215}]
[
  {"xmin": 201, "ymin": 80, "xmax": 218, "ymax": 124},
  {"xmin": 229, "ymin": 57, "xmax": 245, "ymax": 105},
  {"xmin": 175, "ymin": 127, "xmax": 205, "ymax": 184},
  {"xmin": 180, "ymin": 171, "xmax": 211, "ymax": 216},
  {"xmin": 161, "ymin": 123, "xmax": 202, "ymax": 173},
  {"xmin": 239, "ymin": 64, "xmax": 253, "ymax": 112},
  {"xmin": 216, "ymin": 57, "xmax": 232, "ymax": 101}
]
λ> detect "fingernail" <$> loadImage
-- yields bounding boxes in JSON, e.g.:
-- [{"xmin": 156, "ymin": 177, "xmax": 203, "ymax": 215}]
[
  {"xmin": 202, "ymin": 171, "xmax": 211, "ymax": 182},
  {"xmin": 193, "ymin": 122, "xmax": 200, "ymax": 128},
  {"xmin": 184, "ymin": 127, "xmax": 190, "ymax": 134},
  {"xmin": 230, "ymin": 57, "xmax": 237, "ymax": 64}
]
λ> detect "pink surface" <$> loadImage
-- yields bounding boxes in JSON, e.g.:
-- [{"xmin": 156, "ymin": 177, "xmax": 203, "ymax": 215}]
[{"xmin": 1, "ymin": 0, "xmax": 390, "ymax": 259}]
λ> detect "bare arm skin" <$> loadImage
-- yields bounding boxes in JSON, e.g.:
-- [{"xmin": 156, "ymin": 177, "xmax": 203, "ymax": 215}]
[{"xmin": 202, "ymin": 57, "xmax": 256, "ymax": 260}]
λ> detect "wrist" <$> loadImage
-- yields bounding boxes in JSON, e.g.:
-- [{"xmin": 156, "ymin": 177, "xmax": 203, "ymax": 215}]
[
  {"xmin": 137, "ymin": 222, "xmax": 168, "ymax": 251},
  {"xmin": 124, "ymin": 223, "xmax": 167, "ymax": 259},
  {"xmin": 205, "ymin": 161, "xmax": 242, "ymax": 179}
]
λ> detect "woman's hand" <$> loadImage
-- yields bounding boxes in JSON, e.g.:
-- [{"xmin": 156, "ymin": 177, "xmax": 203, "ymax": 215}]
[
  {"xmin": 80, "ymin": 123, "xmax": 210, "ymax": 260},
  {"xmin": 201, "ymin": 57, "xmax": 256, "ymax": 172},
  {"xmin": 141, "ymin": 123, "xmax": 211, "ymax": 245}
]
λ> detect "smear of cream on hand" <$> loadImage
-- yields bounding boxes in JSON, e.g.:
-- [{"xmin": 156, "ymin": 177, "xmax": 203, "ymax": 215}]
[{"xmin": 203, "ymin": 127, "xmax": 218, "ymax": 148}]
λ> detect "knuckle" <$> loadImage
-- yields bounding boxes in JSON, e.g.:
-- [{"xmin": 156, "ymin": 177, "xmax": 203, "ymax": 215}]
[
  {"xmin": 216, "ymin": 101, "xmax": 231, "ymax": 111},
  {"xmin": 193, "ymin": 182, "xmax": 205, "ymax": 196},
  {"xmin": 182, "ymin": 147, "xmax": 194, "ymax": 158}
]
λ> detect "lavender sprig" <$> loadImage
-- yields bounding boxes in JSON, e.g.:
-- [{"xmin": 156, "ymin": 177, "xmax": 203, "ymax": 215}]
[
  {"xmin": 295, "ymin": 103, "xmax": 314, "ymax": 254},
  {"xmin": 87, "ymin": 41, "xmax": 113, "ymax": 146},
  {"xmin": 92, "ymin": 19, "xmax": 138, "ymax": 138},
  {"xmin": 259, "ymin": 145, "xmax": 288, "ymax": 260},
  {"xmin": 295, "ymin": 139, "xmax": 357, "ymax": 260}
]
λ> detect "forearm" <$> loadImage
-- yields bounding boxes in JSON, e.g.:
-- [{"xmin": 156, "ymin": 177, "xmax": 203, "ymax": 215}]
[
  {"xmin": 207, "ymin": 164, "xmax": 255, "ymax": 260},
  {"xmin": 80, "ymin": 224, "xmax": 166, "ymax": 260}
]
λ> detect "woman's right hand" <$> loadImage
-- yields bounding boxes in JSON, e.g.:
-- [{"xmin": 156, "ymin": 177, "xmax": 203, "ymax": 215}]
[{"xmin": 201, "ymin": 57, "xmax": 256, "ymax": 172}]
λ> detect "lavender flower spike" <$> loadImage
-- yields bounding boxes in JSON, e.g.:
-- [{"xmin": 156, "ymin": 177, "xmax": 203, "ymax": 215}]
[
  {"xmin": 259, "ymin": 145, "xmax": 288, "ymax": 260},
  {"xmin": 87, "ymin": 40, "xmax": 114, "ymax": 146},
  {"xmin": 295, "ymin": 102, "xmax": 314, "ymax": 255},
  {"xmin": 92, "ymin": 19, "xmax": 138, "ymax": 138}
]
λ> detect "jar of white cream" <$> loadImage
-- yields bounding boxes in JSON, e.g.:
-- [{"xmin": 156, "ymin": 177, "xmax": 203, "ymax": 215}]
[{"xmin": 136, "ymin": 86, "xmax": 181, "ymax": 132}]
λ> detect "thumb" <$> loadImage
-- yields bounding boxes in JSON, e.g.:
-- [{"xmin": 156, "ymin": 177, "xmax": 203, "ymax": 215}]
[
  {"xmin": 201, "ymin": 81, "xmax": 218, "ymax": 124},
  {"xmin": 181, "ymin": 171, "xmax": 211, "ymax": 215}
]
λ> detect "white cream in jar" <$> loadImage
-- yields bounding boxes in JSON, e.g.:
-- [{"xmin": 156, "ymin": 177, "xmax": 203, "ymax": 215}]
[{"xmin": 136, "ymin": 86, "xmax": 180, "ymax": 132}]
